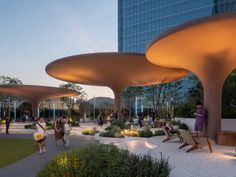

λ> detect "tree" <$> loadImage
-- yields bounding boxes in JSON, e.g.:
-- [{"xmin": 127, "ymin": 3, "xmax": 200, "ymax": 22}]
[
  {"xmin": 122, "ymin": 86, "xmax": 144, "ymax": 118},
  {"xmin": 222, "ymin": 69, "xmax": 236, "ymax": 118},
  {"xmin": 187, "ymin": 75, "xmax": 203, "ymax": 104},
  {"xmin": 175, "ymin": 74, "xmax": 203, "ymax": 118},
  {"xmin": 144, "ymin": 81, "xmax": 183, "ymax": 119},
  {"xmin": 0, "ymin": 75, "xmax": 23, "ymax": 117},
  {"xmin": 59, "ymin": 82, "xmax": 86, "ymax": 118},
  {"xmin": 0, "ymin": 75, "xmax": 23, "ymax": 86}
]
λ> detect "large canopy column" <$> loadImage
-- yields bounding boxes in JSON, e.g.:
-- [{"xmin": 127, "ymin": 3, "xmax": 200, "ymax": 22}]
[
  {"xmin": 193, "ymin": 61, "xmax": 233, "ymax": 139},
  {"xmin": 112, "ymin": 87, "xmax": 124, "ymax": 118},
  {"xmin": 146, "ymin": 13, "xmax": 236, "ymax": 140}
]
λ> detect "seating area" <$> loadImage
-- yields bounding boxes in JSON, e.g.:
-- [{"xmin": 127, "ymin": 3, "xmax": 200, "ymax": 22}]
[
  {"xmin": 178, "ymin": 129, "xmax": 213, "ymax": 153},
  {"xmin": 162, "ymin": 127, "xmax": 182, "ymax": 143},
  {"xmin": 125, "ymin": 135, "xmax": 236, "ymax": 177}
]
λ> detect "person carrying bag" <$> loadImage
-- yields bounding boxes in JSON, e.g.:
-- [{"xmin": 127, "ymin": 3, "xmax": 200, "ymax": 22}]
[{"xmin": 34, "ymin": 118, "xmax": 47, "ymax": 154}]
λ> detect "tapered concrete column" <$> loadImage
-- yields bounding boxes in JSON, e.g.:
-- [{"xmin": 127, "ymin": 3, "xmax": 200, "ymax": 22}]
[
  {"xmin": 195, "ymin": 61, "xmax": 234, "ymax": 139},
  {"xmin": 203, "ymin": 83, "xmax": 222, "ymax": 139},
  {"xmin": 112, "ymin": 88, "xmax": 124, "ymax": 118},
  {"xmin": 197, "ymin": 72, "xmax": 224, "ymax": 139}
]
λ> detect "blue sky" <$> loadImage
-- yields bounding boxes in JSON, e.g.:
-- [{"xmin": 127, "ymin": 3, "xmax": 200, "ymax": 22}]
[{"xmin": 0, "ymin": 0, "xmax": 117, "ymax": 99}]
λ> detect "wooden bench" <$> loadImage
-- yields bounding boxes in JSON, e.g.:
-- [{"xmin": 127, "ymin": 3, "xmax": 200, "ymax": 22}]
[{"xmin": 217, "ymin": 131, "xmax": 236, "ymax": 146}]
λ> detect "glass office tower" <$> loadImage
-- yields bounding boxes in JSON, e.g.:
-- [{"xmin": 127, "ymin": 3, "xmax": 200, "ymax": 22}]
[{"xmin": 118, "ymin": 0, "xmax": 236, "ymax": 98}]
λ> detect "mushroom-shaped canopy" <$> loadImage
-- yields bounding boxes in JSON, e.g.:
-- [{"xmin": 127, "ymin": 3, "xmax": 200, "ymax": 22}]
[
  {"xmin": 46, "ymin": 52, "xmax": 188, "ymax": 89},
  {"xmin": 0, "ymin": 85, "xmax": 80, "ymax": 117},
  {"xmin": 46, "ymin": 52, "xmax": 188, "ymax": 113},
  {"xmin": 146, "ymin": 13, "xmax": 236, "ymax": 81},
  {"xmin": 146, "ymin": 13, "xmax": 236, "ymax": 139}
]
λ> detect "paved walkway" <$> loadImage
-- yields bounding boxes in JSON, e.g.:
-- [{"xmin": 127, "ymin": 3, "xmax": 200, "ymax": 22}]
[{"xmin": 0, "ymin": 134, "xmax": 98, "ymax": 177}]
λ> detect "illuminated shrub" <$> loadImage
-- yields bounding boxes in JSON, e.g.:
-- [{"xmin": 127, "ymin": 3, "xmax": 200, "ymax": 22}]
[
  {"xmin": 38, "ymin": 144, "xmax": 172, "ymax": 177},
  {"xmin": 81, "ymin": 127, "xmax": 99, "ymax": 135}
]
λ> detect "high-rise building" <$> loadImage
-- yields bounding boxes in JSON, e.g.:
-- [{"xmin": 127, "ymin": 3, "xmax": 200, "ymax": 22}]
[{"xmin": 118, "ymin": 0, "xmax": 236, "ymax": 98}]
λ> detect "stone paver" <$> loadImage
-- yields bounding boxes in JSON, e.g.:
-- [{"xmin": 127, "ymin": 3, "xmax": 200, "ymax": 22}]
[{"xmin": 0, "ymin": 134, "xmax": 98, "ymax": 177}]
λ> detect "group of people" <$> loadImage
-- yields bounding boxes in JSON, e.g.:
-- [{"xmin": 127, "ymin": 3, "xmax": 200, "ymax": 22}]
[{"xmin": 34, "ymin": 116, "xmax": 72, "ymax": 154}]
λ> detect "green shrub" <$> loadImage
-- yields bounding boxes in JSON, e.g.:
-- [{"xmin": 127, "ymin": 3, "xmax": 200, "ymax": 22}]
[
  {"xmin": 155, "ymin": 130, "xmax": 165, "ymax": 136},
  {"xmin": 110, "ymin": 120, "xmax": 126, "ymax": 129},
  {"xmin": 46, "ymin": 121, "xmax": 55, "ymax": 129},
  {"xmin": 105, "ymin": 120, "xmax": 126, "ymax": 131},
  {"xmin": 0, "ymin": 120, "xmax": 5, "ymax": 124},
  {"xmin": 82, "ymin": 127, "xmax": 99, "ymax": 135},
  {"xmin": 138, "ymin": 128, "xmax": 153, "ymax": 138},
  {"xmin": 121, "ymin": 129, "xmax": 139, "ymax": 137},
  {"xmin": 71, "ymin": 121, "xmax": 80, "ymax": 126},
  {"xmin": 169, "ymin": 119, "xmax": 181, "ymax": 126},
  {"xmin": 178, "ymin": 123, "xmax": 189, "ymax": 130},
  {"xmin": 25, "ymin": 122, "xmax": 55, "ymax": 130},
  {"xmin": 38, "ymin": 144, "xmax": 172, "ymax": 177},
  {"xmin": 24, "ymin": 123, "xmax": 36, "ymax": 129},
  {"xmin": 105, "ymin": 126, "xmax": 112, "ymax": 131},
  {"xmin": 98, "ymin": 131, "xmax": 108, "ymax": 137},
  {"xmin": 99, "ymin": 125, "xmax": 124, "ymax": 138}
]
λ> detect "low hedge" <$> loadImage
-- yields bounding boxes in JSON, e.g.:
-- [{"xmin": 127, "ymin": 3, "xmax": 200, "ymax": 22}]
[
  {"xmin": 99, "ymin": 125, "xmax": 124, "ymax": 138},
  {"xmin": 24, "ymin": 121, "xmax": 55, "ymax": 130},
  {"xmin": 138, "ymin": 128, "xmax": 153, "ymax": 138},
  {"xmin": 178, "ymin": 123, "xmax": 189, "ymax": 130},
  {"xmin": 121, "ymin": 128, "xmax": 154, "ymax": 138},
  {"xmin": 155, "ymin": 130, "xmax": 165, "ymax": 136},
  {"xmin": 24, "ymin": 123, "xmax": 36, "ymax": 129},
  {"xmin": 81, "ymin": 127, "xmax": 99, "ymax": 135},
  {"xmin": 105, "ymin": 120, "xmax": 126, "ymax": 131},
  {"xmin": 37, "ymin": 144, "xmax": 172, "ymax": 177}
]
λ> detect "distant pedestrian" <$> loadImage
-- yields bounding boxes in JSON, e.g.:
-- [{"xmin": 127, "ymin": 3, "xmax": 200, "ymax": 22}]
[
  {"xmin": 138, "ymin": 116, "xmax": 142, "ymax": 127},
  {"xmin": 34, "ymin": 117, "xmax": 47, "ymax": 154},
  {"xmin": 25, "ymin": 114, "xmax": 29, "ymax": 123},
  {"xmin": 61, "ymin": 116, "xmax": 67, "ymax": 137},
  {"xmin": 5, "ymin": 116, "xmax": 11, "ymax": 134},
  {"xmin": 98, "ymin": 112, "xmax": 103, "ymax": 127},
  {"xmin": 54, "ymin": 117, "xmax": 65, "ymax": 146},
  {"xmin": 63, "ymin": 118, "xmax": 72, "ymax": 147},
  {"xmin": 194, "ymin": 101, "xmax": 207, "ymax": 135}
]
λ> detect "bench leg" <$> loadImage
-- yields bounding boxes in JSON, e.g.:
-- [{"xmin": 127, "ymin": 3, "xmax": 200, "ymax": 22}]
[
  {"xmin": 207, "ymin": 139, "xmax": 213, "ymax": 153},
  {"xmin": 162, "ymin": 137, "xmax": 170, "ymax": 143},
  {"xmin": 186, "ymin": 145, "xmax": 198, "ymax": 153},
  {"xmin": 179, "ymin": 143, "xmax": 188, "ymax": 149}
]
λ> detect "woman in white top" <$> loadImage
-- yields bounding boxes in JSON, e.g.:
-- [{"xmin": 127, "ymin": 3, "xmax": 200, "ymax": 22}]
[
  {"xmin": 35, "ymin": 117, "xmax": 47, "ymax": 154},
  {"xmin": 63, "ymin": 117, "xmax": 72, "ymax": 148}
]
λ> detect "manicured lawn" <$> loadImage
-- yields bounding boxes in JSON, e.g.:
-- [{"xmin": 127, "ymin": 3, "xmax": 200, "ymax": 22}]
[{"xmin": 0, "ymin": 138, "xmax": 37, "ymax": 168}]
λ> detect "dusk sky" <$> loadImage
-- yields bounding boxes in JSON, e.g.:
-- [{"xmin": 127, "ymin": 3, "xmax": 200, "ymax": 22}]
[{"xmin": 0, "ymin": 0, "xmax": 117, "ymax": 99}]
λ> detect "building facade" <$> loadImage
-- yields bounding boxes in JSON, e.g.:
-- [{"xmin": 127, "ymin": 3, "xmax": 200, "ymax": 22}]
[{"xmin": 118, "ymin": 0, "xmax": 236, "ymax": 99}]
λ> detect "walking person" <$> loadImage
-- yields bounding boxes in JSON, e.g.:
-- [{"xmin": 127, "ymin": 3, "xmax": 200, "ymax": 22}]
[
  {"xmin": 34, "ymin": 117, "xmax": 47, "ymax": 154},
  {"xmin": 98, "ymin": 112, "xmax": 103, "ymax": 127},
  {"xmin": 54, "ymin": 117, "xmax": 65, "ymax": 146},
  {"xmin": 5, "ymin": 116, "xmax": 11, "ymax": 134},
  {"xmin": 194, "ymin": 101, "xmax": 207, "ymax": 135},
  {"xmin": 63, "ymin": 117, "xmax": 72, "ymax": 148}
]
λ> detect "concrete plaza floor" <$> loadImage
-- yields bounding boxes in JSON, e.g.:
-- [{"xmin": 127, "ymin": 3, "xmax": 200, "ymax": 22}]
[
  {"xmin": 0, "ymin": 123, "xmax": 235, "ymax": 177},
  {"xmin": 117, "ymin": 136, "xmax": 236, "ymax": 177}
]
